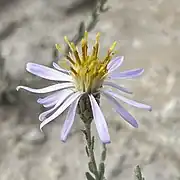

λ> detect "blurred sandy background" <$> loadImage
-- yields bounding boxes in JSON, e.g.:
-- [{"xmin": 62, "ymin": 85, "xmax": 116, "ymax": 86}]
[{"xmin": 0, "ymin": 0, "xmax": 180, "ymax": 179}]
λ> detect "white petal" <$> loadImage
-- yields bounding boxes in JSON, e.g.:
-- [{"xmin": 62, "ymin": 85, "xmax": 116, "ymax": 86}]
[
  {"xmin": 40, "ymin": 92, "xmax": 83, "ymax": 130},
  {"xmin": 37, "ymin": 91, "xmax": 62, "ymax": 104},
  {"xmin": 61, "ymin": 96, "xmax": 81, "ymax": 142},
  {"xmin": 89, "ymin": 94, "xmax": 110, "ymax": 144},
  {"xmin": 43, "ymin": 100, "xmax": 58, "ymax": 108},
  {"xmin": 16, "ymin": 82, "xmax": 75, "ymax": 94},
  {"xmin": 53, "ymin": 62, "xmax": 70, "ymax": 74},
  {"xmin": 104, "ymin": 90, "xmax": 152, "ymax": 111},
  {"xmin": 101, "ymin": 91, "xmax": 138, "ymax": 127},
  {"xmin": 107, "ymin": 56, "xmax": 124, "ymax": 73},
  {"xmin": 108, "ymin": 68, "xmax": 144, "ymax": 79},
  {"xmin": 39, "ymin": 90, "xmax": 75, "ymax": 121},
  {"xmin": 37, "ymin": 89, "xmax": 74, "ymax": 107},
  {"xmin": 103, "ymin": 81, "xmax": 132, "ymax": 94},
  {"xmin": 26, "ymin": 63, "xmax": 72, "ymax": 81}
]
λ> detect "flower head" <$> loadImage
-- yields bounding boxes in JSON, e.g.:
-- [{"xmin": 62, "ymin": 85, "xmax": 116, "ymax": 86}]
[
  {"xmin": 17, "ymin": 32, "xmax": 151, "ymax": 144},
  {"xmin": 63, "ymin": 32, "xmax": 117, "ymax": 93}
]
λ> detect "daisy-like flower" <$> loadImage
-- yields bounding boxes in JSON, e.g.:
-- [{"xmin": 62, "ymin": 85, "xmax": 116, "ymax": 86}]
[{"xmin": 17, "ymin": 32, "xmax": 151, "ymax": 144}]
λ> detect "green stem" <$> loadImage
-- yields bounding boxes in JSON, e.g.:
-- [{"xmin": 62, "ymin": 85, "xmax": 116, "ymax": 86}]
[{"xmin": 85, "ymin": 123, "xmax": 99, "ymax": 179}]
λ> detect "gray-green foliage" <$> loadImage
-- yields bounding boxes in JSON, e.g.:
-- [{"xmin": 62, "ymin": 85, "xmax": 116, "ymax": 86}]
[{"xmin": 134, "ymin": 165, "xmax": 145, "ymax": 180}]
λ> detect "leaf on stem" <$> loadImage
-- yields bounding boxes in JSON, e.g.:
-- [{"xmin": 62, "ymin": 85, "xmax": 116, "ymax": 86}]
[
  {"xmin": 81, "ymin": 129, "xmax": 88, "ymax": 140},
  {"xmin": 99, "ymin": 162, "xmax": 105, "ymax": 180},
  {"xmin": 85, "ymin": 145, "xmax": 89, "ymax": 157},
  {"xmin": 88, "ymin": 162, "xmax": 96, "ymax": 174},
  {"xmin": 101, "ymin": 144, "xmax": 107, "ymax": 162},
  {"xmin": 91, "ymin": 136, "xmax": 95, "ymax": 150},
  {"xmin": 85, "ymin": 172, "xmax": 95, "ymax": 180},
  {"xmin": 134, "ymin": 165, "xmax": 145, "ymax": 180}
]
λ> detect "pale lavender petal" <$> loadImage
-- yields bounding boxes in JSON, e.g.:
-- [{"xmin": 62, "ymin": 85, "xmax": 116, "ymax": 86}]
[
  {"xmin": 37, "ymin": 91, "xmax": 62, "ymax": 105},
  {"xmin": 107, "ymin": 56, "xmax": 124, "ymax": 73},
  {"xmin": 108, "ymin": 68, "xmax": 144, "ymax": 79},
  {"xmin": 53, "ymin": 62, "xmax": 69, "ymax": 74},
  {"xmin": 103, "ymin": 81, "xmax": 132, "ymax": 94},
  {"xmin": 89, "ymin": 94, "xmax": 110, "ymax": 144},
  {"xmin": 61, "ymin": 96, "xmax": 81, "ymax": 142},
  {"xmin": 40, "ymin": 92, "xmax": 83, "ymax": 130},
  {"xmin": 37, "ymin": 89, "xmax": 73, "ymax": 107},
  {"xmin": 40, "ymin": 98, "xmax": 59, "ymax": 108},
  {"xmin": 43, "ymin": 100, "xmax": 58, "ymax": 108},
  {"xmin": 26, "ymin": 63, "xmax": 72, "ymax": 81},
  {"xmin": 102, "ymin": 91, "xmax": 138, "ymax": 127},
  {"xmin": 16, "ymin": 82, "xmax": 74, "ymax": 94},
  {"xmin": 39, "ymin": 90, "xmax": 75, "ymax": 121},
  {"xmin": 39, "ymin": 107, "xmax": 55, "ymax": 122},
  {"xmin": 104, "ymin": 90, "xmax": 152, "ymax": 111}
]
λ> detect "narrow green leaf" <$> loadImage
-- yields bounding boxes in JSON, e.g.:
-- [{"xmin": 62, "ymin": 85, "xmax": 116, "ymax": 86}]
[
  {"xmin": 101, "ymin": 144, "xmax": 107, "ymax": 161},
  {"xmin": 101, "ymin": 150, "xmax": 106, "ymax": 161},
  {"xmin": 99, "ymin": 162, "xmax": 105, "ymax": 180},
  {"xmin": 81, "ymin": 129, "xmax": 88, "ymax": 140},
  {"xmin": 91, "ymin": 136, "xmax": 95, "ymax": 150},
  {"xmin": 134, "ymin": 165, "xmax": 145, "ymax": 180},
  {"xmin": 88, "ymin": 162, "xmax": 95, "ymax": 173},
  {"xmin": 85, "ymin": 145, "xmax": 89, "ymax": 157},
  {"xmin": 85, "ymin": 172, "xmax": 95, "ymax": 180}
]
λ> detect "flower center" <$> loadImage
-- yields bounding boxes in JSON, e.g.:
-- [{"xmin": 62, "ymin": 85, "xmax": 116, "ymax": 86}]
[{"xmin": 56, "ymin": 32, "xmax": 117, "ymax": 93}]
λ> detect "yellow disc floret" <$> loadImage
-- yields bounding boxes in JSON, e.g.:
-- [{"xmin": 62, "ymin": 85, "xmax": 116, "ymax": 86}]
[{"xmin": 56, "ymin": 32, "xmax": 117, "ymax": 93}]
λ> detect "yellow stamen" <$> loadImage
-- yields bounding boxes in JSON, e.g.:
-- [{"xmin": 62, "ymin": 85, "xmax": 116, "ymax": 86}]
[
  {"xmin": 64, "ymin": 36, "xmax": 74, "ymax": 51},
  {"xmin": 70, "ymin": 43, "xmax": 81, "ymax": 65},
  {"xmin": 81, "ymin": 39, "xmax": 88, "ymax": 61},
  {"xmin": 70, "ymin": 67, "xmax": 78, "ymax": 76},
  {"xmin": 64, "ymin": 37, "xmax": 81, "ymax": 65},
  {"xmin": 58, "ymin": 32, "xmax": 118, "ymax": 93},
  {"xmin": 84, "ymin": 31, "xmax": 88, "ymax": 41},
  {"xmin": 92, "ymin": 32, "xmax": 100, "ymax": 58},
  {"xmin": 66, "ymin": 55, "xmax": 75, "ymax": 65},
  {"xmin": 55, "ymin": 44, "xmax": 63, "ymax": 53},
  {"xmin": 109, "ymin": 41, "xmax": 117, "ymax": 52}
]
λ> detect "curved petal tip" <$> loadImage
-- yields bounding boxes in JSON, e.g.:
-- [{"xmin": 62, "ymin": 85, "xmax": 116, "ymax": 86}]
[
  {"xmin": 60, "ymin": 138, "xmax": 66, "ymax": 143},
  {"xmin": 40, "ymin": 124, "xmax": 44, "ymax": 132},
  {"xmin": 103, "ymin": 140, "xmax": 111, "ymax": 144},
  {"xmin": 133, "ymin": 122, "xmax": 138, "ymax": 128},
  {"xmin": 148, "ymin": 106, "xmax": 152, "ymax": 112},
  {"xmin": 39, "ymin": 126, "xmax": 43, "ymax": 132},
  {"xmin": 16, "ymin": 87, "xmax": 20, "ymax": 91},
  {"xmin": 16, "ymin": 86, "xmax": 22, "ymax": 91}
]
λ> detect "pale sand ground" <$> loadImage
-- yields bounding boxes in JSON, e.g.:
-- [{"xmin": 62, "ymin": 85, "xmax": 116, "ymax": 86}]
[{"xmin": 0, "ymin": 0, "xmax": 180, "ymax": 179}]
